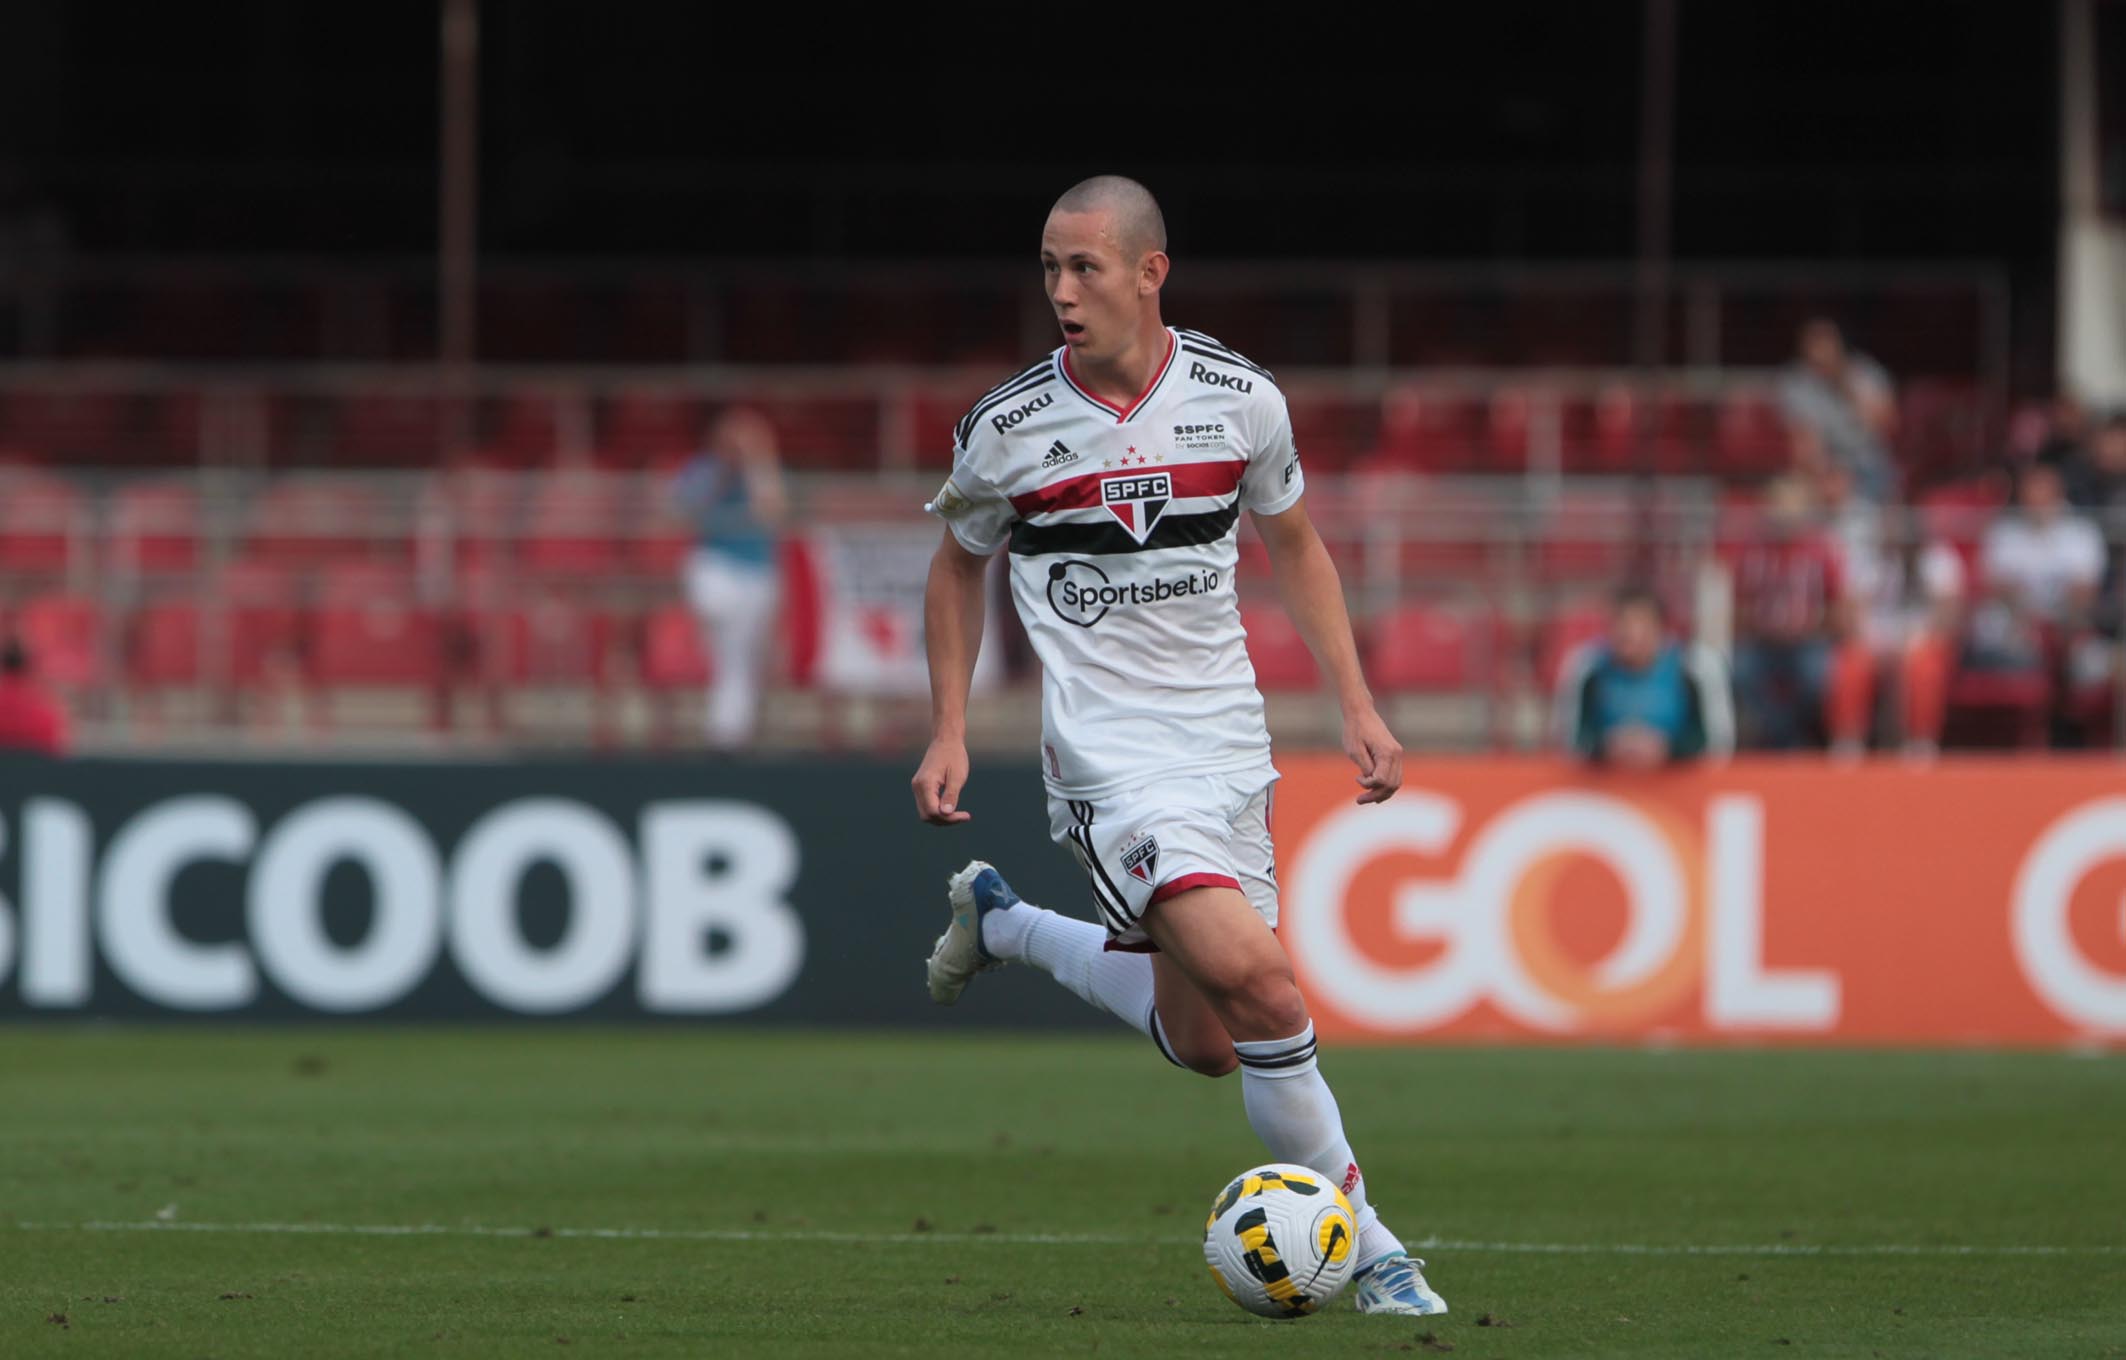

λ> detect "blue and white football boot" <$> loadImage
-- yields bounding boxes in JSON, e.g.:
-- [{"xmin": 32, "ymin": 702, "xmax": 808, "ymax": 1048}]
[
  {"xmin": 924, "ymin": 860, "xmax": 1015, "ymax": 1004},
  {"xmin": 1353, "ymin": 1254, "xmax": 1449, "ymax": 1316}
]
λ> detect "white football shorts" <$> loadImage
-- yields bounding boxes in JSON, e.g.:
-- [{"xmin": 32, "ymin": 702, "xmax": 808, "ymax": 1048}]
[{"xmin": 1045, "ymin": 766, "xmax": 1280, "ymax": 951}]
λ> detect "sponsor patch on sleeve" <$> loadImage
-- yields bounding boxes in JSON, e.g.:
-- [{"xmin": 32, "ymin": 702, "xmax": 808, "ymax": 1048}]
[{"xmin": 925, "ymin": 477, "xmax": 973, "ymax": 519}]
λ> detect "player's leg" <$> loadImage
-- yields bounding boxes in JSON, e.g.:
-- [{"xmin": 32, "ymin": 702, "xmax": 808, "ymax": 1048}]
[
  {"xmin": 927, "ymin": 856, "xmax": 1235, "ymax": 1073},
  {"xmin": 1143, "ymin": 885, "xmax": 1445, "ymax": 1315},
  {"xmin": 926, "ymin": 788, "xmax": 1237, "ymax": 1075}
]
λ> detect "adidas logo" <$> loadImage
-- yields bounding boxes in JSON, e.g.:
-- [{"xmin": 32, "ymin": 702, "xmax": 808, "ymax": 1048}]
[{"xmin": 1041, "ymin": 439, "xmax": 1078, "ymax": 469}]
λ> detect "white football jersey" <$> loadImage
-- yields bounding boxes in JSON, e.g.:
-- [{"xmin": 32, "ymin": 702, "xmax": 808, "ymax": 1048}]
[{"xmin": 928, "ymin": 327, "xmax": 1305, "ymax": 798}]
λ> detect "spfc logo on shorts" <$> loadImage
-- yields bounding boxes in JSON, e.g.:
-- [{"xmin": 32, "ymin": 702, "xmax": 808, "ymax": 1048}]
[
  {"xmin": 1101, "ymin": 472, "xmax": 1171, "ymax": 544},
  {"xmin": 1121, "ymin": 832, "xmax": 1160, "ymax": 885}
]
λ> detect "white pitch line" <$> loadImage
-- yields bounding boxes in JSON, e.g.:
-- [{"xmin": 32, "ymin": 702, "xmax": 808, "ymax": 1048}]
[{"xmin": 8, "ymin": 1220, "xmax": 2125, "ymax": 1257}]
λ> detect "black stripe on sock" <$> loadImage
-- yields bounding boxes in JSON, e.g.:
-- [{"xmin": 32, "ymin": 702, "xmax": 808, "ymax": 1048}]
[
  {"xmin": 1236, "ymin": 1042, "xmax": 1318, "ymax": 1071},
  {"xmin": 1148, "ymin": 1009, "xmax": 1187, "ymax": 1069},
  {"xmin": 1236, "ymin": 1033, "xmax": 1318, "ymax": 1064}
]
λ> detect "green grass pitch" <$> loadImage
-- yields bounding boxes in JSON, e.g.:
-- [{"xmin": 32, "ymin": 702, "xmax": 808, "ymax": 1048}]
[{"xmin": 2, "ymin": 1028, "xmax": 2122, "ymax": 1358}]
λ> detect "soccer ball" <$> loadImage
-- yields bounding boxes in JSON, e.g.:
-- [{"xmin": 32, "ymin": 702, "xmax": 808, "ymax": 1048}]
[{"xmin": 1201, "ymin": 1162, "xmax": 1358, "ymax": 1318}]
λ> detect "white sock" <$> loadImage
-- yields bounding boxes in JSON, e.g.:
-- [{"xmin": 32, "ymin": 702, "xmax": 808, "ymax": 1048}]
[
  {"xmin": 982, "ymin": 900, "xmax": 1172, "ymax": 1053},
  {"xmin": 1233, "ymin": 1023, "xmax": 1407, "ymax": 1269}
]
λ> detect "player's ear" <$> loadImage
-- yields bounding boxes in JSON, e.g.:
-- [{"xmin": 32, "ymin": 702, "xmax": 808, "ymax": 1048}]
[{"xmin": 1140, "ymin": 250, "xmax": 1169, "ymax": 295}]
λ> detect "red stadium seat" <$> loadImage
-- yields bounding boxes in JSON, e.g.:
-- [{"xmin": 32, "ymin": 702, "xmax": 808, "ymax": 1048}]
[
  {"xmin": 1482, "ymin": 389, "xmax": 1533, "ymax": 471},
  {"xmin": 640, "ymin": 603, "xmax": 712, "ymax": 689},
  {"xmin": 484, "ymin": 392, "xmax": 564, "ymax": 465},
  {"xmin": 337, "ymin": 391, "xmax": 442, "ymax": 465},
  {"xmin": 107, "ymin": 481, "xmax": 203, "ymax": 576},
  {"xmin": 522, "ymin": 470, "xmax": 624, "ymax": 576},
  {"xmin": 1242, "ymin": 605, "xmax": 1318, "ymax": 691},
  {"xmin": 16, "ymin": 594, "xmax": 106, "ymax": 690},
  {"xmin": 309, "ymin": 599, "xmax": 444, "ymax": 687},
  {"xmin": 1714, "ymin": 392, "xmax": 1789, "ymax": 479},
  {"xmin": 1368, "ymin": 603, "xmax": 1489, "ymax": 692},
  {"xmin": 219, "ymin": 558, "xmax": 306, "ymax": 688},
  {"xmin": 1534, "ymin": 492, "xmax": 1638, "ymax": 581},
  {"xmin": 598, "ymin": 390, "xmax": 698, "ymax": 465},
  {"xmin": 0, "ymin": 468, "xmax": 86, "ymax": 577},
  {"xmin": 469, "ymin": 591, "xmax": 619, "ymax": 688},
  {"xmin": 244, "ymin": 478, "xmax": 395, "ymax": 568},
  {"xmin": 1536, "ymin": 602, "xmax": 1613, "ymax": 691},
  {"xmin": 127, "ymin": 599, "xmax": 205, "ymax": 688},
  {"xmin": 1945, "ymin": 670, "xmax": 2051, "ymax": 750}
]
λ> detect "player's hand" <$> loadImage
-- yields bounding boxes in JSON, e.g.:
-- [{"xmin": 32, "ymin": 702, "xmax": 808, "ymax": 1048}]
[
  {"xmin": 1342, "ymin": 707, "xmax": 1404, "ymax": 805},
  {"xmin": 912, "ymin": 737, "xmax": 974, "ymax": 825}
]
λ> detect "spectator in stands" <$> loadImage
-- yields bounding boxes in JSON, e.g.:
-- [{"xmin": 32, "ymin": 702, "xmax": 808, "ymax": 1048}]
[
  {"xmin": 0, "ymin": 637, "xmax": 70, "ymax": 756},
  {"xmin": 2089, "ymin": 416, "xmax": 2126, "ymax": 631},
  {"xmin": 1557, "ymin": 586, "xmax": 1732, "ymax": 768},
  {"xmin": 673, "ymin": 408, "xmax": 787, "ymax": 750},
  {"xmin": 1727, "ymin": 477, "xmax": 1869, "ymax": 751},
  {"xmin": 1981, "ymin": 462, "xmax": 2104, "ymax": 634},
  {"xmin": 1779, "ymin": 318, "xmax": 1897, "ymax": 504},
  {"xmin": 1972, "ymin": 462, "xmax": 2110, "ymax": 743},
  {"xmin": 2036, "ymin": 394, "xmax": 2100, "ymax": 507},
  {"xmin": 1821, "ymin": 462, "xmax": 1965, "ymax": 758},
  {"xmin": 2087, "ymin": 413, "xmax": 2126, "ymax": 513}
]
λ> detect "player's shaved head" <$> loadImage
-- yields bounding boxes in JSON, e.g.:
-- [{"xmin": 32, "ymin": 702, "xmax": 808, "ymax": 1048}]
[{"xmin": 1049, "ymin": 175, "xmax": 1167, "ymax": 259}]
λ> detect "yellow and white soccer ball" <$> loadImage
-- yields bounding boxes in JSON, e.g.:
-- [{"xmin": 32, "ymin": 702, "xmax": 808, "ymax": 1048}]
[{"xmin": 1201, "ymin": 1162, "xmax": 1358, "ymax": 1318}]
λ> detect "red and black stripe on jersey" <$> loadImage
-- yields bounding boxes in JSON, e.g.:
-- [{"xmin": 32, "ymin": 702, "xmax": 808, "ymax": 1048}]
[
  {"xmin": 1005, "ymin": 456, "xmax": 1244, "ymax": 557},
  {"xmin": 1009, "ymin": 504, "xmax": 1240, "ymax": 557}
]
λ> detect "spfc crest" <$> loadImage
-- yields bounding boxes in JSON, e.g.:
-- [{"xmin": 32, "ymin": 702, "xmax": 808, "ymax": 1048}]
[
  {"xmin": 1121, "ymin": 832, "xmax": 1160, "ymax": 885},
  {"xmin": 1101, "ymin": 472, "xmax": 1171, "ymax": 544}
]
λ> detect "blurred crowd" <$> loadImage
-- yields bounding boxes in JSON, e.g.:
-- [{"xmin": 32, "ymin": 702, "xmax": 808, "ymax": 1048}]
[
  {"xmin": 3, "ymin": 317, "xmax": 2123, "ymax": 762},
  {"xmin": 1563, "ymin": 319, "xmax": 2126, "ymax": 766}
]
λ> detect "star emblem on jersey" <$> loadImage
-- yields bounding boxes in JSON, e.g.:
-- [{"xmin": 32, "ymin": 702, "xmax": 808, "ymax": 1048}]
[
  {"xmin": 1100, "ymin": 471, "xmax": 1172, "ymax": 543},
  {"xmin": 1121, "ymin": 833, "xmax": 1160, "ymax": 885}
]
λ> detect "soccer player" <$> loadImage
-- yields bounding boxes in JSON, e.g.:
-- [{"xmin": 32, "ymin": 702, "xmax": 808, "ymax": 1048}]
[{"xmin": 912, "ymin": 175, "xmax": 1446, "ymax": 1316}]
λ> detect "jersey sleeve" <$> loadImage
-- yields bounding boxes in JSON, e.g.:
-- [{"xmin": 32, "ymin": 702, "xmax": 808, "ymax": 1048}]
[
  {"xmin": 1238, "ymin": 390, "xmax": 1305, "ymax": 515},
  {"xmin": 925, "ymin": 441, "xmax": 1015, "ymax": 555}
]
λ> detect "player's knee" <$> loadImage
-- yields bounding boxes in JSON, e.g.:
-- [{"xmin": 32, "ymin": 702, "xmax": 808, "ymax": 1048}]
[
  {"xmin": 1207, "ymin": 962, "xmax": 1307, "ymax": 1040},
  {"xmin": 1176, "ymin": 1041, "xmax": 1238, "ymax": 1079}
]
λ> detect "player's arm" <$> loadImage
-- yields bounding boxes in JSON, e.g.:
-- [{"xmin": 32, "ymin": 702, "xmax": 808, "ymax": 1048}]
[
  {"xmin": 912, "ymin": 527, "xmax": 991, "ymax": 825},
  {"xmin": 1251, "ymin": 497, "xmax": 1403, "ymax": 804}
]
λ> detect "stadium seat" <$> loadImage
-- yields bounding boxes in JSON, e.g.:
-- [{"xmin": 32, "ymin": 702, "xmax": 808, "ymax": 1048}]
[
  {"xmin": 467, "ymin": 589, "xmax": 618, "ymax": 689},
  {"xmin": 0, "ymin": 467, "xmax": 87, "ymax": 577},
  {"xmin": 244, "ymin": 477, "xmax": 396, "ymax": 567},
  {"xmin": 16, "ymin": 594, "xmax": 107, "ymax": 690},
  {"xmin": 640, "ymin": 603, "xmax": 712, "ymax": 689},
  {"xmin": 219, "ymin": 558, "xmax": 307, "ymax": 689},
  {"xmin": 522, "ymin": 469, "xmax": 625, "ymax": 576},
  {"xmin": 0, "ymin": 390, "xmax": 127, "ymax": 460},
  {"xmin": 106, "ymin": 480, "xmax": 203, "ymax": 576},
  {"xmin": 598, "ymin": 389, "xmax": 698, "ymax": 465},
  {"xmin": 1367, "ymin": 603, "xmax": 1489, "ymax": 692},
  {"xmin": 1714, "ymin": 392, "xmax": 1790, "ymax": 479},
  {"xmin": 309, "ymin": 597, "xmax": 444, "ymax": 688},
  {"xmin": 1482, "ymin": 388, "xmax": 1533, "ymax": 471},
  {"xmin": 483, "ymin": 392, "xmax": 565, "ymax": 465},
  {"xmin": 1535, "ymin": 602, "xmax": 1613, "ymax": 691},
  {"xmin": 1241, "ymin": 605, "xmax": 1318, "ymax": 691},
  {"xmin": 1533, "ymin": 492, "xmax": 1638, "ymax": 582},
  {"xmin": 126, "ymin": 598, "xmax": 205, "ymax": 689},
  {"xmin": 337, "ymin": 391, "xmax": 442, "ymax": 465},
  {"xmin": 1944, "ymin": 669, "xmax": 2051, "ymax": 750}
]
